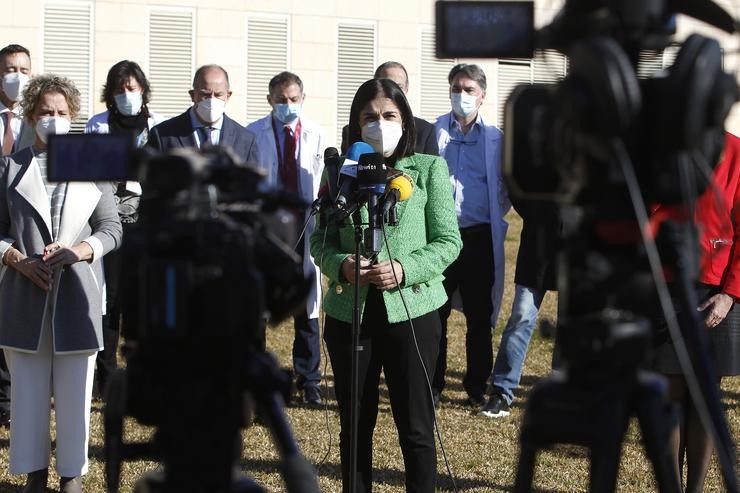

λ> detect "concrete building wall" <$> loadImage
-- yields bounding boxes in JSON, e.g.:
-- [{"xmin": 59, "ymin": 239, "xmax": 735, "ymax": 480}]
[{"xmin": 1, "ymin": 0, "xmax": 738, "ymax": 144}]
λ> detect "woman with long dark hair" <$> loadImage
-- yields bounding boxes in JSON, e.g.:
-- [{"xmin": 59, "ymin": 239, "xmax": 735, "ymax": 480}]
[
  {"xmin": 85, "ymin": 60, "xmax": 163, "ymax": 398},
  {"xmin": 310, "ymin": 78, "xmax": 461, "ymax": 492}
]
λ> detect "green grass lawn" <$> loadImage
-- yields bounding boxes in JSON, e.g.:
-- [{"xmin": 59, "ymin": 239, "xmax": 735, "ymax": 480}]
[{"xmin": 0, "ymin": 211, "xmax": 737, "ymax": 492}]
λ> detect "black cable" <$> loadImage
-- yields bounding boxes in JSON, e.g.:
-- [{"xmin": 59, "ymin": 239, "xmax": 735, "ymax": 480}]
[
  {"xmin": 380, "ymin": 222, "xmax": 460, "ymax": 493},
  {"xmin": 314, "ymin": 224, "xmax": 336, "ymax": 473},
  {"xmin": 293, "ymin": 209, "xmax": 315, "ymax": 251}
]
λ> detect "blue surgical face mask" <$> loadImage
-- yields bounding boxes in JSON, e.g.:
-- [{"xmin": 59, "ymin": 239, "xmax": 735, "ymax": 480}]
[
  {"xmin": 114, "ymin": 91, "xmax": 143, "ymax": 116},
  {"xmin": 273, "ymin": 103, "xmax": 301, "ymax": 123},
  {"xmin": 451, "ymin": 92, "xmax": 479, "ymax": 118}
]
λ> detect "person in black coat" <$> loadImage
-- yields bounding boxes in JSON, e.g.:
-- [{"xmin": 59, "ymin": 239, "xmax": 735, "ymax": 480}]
[
  {"xmin": 479, "ymin": 196, "xmax": 560, "ymax": 418},
  {"xmin": 147, "ymin": 64, "xmax": 259, "ymax": 164},
  {"xmin": 341, "ymin": 61, "xmax": 438, "ymax": 156}
]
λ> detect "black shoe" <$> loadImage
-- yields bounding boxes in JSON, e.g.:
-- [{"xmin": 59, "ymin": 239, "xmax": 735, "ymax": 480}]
[
  {"xmin": 22, "ymin": 469, "xmax": 48, "ymax": 493},
  {"xmin": 467, "ymin": 393, "xmax": 485, "ymax": 408},
  {"xmin": 60, "ymin": 476, "xmax": 82, "ymax": 493},
  {"xmin": 479, "ymin": 393, "xmax": 511, "ymax": 418},
  {"xmin": 0, "ymin": 408, "xmax": 9, "ymax": 428},
  {"xmin": 303, "ymin": 386, "xmax": 322, "ymax": 406}
]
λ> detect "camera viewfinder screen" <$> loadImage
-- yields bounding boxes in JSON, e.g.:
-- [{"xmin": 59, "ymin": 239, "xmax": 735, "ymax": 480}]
[
  {"xmin": 47, "ymin": 133, "xmax": 133, "ymax": 182},
  {"xmin": 436, "ymin": 1, "xmax": 534, "ymax": 59}
]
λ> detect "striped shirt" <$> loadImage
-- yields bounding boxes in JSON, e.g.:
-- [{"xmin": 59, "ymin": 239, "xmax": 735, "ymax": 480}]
[{"xmin": 34, "ymin": 150, "xmax": 66, "ymax": 240}]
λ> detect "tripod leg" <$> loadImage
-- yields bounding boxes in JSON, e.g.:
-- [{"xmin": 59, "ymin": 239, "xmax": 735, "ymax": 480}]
[
  {"xmin": 589, "ymin": 432, "xmax": 625, "ymax": 493},
  {"xmin": 514, "ymin": 440, "xmax": 538, "ymax": 493},
  {"xmin": 635, "ymin": 374, "xmax": 682, "ymax": 493}
]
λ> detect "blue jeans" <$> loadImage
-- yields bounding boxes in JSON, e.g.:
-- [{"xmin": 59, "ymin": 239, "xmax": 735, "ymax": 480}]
[{"xmin": 491, "ymin": 284, "xmax": 545, "ymax": 405}]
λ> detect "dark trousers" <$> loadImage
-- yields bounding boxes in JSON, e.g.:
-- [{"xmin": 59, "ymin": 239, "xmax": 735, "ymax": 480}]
[
  {"xmin": 95, "ymin": 223, "xmax": 129, "ymax": 398},
  {"xmin": 293, "ymin": 236, "xmax": 320, "ymax": 390},
  {"xmin": 0, "ymin": 350, "xmax": 9, "ymax": 413},
  {"xmin": 435, "ymin": 225, "xmax": 495, "ymax": 399},
  {"xmin": 293, "ymin": 313, "xmax": 320, "ymax": 390},
  {"xmin": 324, "ymin": 287, "xmax": 440, "ymax": 493}
]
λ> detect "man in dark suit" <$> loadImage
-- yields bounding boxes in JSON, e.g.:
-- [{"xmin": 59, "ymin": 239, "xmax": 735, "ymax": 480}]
[
  {"xmin": 340, "ymin": 61, "xmax": 438, "ymax": 156},
  {"xmin": 147, "ymin": 64, "xmax": 259, "ymax": 164}
]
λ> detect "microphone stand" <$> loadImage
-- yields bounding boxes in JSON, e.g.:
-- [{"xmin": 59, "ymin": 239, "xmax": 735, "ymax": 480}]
[
  {"xmin": 349, "ymin": 209, "xmax": 363, "ymax": 493},
  {"xmin": 348, "ymin": 197, "xmax": 384, "ymax": 493}
]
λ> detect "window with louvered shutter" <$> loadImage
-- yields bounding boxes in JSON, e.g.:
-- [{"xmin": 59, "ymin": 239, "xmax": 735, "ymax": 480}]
[
  {"xmin": 337, "ymin": 22, "xmax": 375, "ymax": 145},
  {"xmin": 663, "ymin": 44, "xmax": 681, "ymax": 68},
  {"xmin": 497, "ymin": 59, "xmax": 532, "ymax": 127},
  {"xmin": 246, "ymin": 16, "xmax": 289, "ymax": 123},
  {"xmin": 637, "ymin": 49, "xmax": 665, "ymax": 79},
  {"xmin": 148, "ymin": 9, "xmax": 194, "ymax": 120},
  {"xmin": 420, "ymin": 27, "xmax": 455, "ymax": 122},
  {"xmin": 533, "ymin": 49, "xmax": 567, "ymax": 84},
  {"xmin": 43, "ymin": 1, "xmax": 93, "ymax": 133}
]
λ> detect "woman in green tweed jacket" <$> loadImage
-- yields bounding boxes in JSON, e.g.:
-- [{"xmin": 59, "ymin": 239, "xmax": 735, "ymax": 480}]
[{"xmin": 310, "ymin": 78, "xmax": 461, "ymax": 493}]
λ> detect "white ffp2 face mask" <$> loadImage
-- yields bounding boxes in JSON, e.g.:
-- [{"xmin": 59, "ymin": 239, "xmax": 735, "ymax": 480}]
[
  {"xmin": 114, "ymin": 91, "xmax": 143, "ymax": 116},
  {"xmin": 2, "ymin": 72, "xmax": 30, "ymax": 102},
  {"xmin": 195, "ymin": 97, "xmax": 226, "ymax": 124},
  {"xmin": 35, "ymin": 116, "xmax": 71, "ymax": 144},
  {"xmin": 361, "ymin": 120, "xmax": 403, "ymax": 158}
]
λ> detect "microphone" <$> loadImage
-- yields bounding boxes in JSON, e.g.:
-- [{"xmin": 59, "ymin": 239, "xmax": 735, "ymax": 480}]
[
  {"xmin": 382, "ymin": 173, "xmax": 414, "ymax": 226},
  {"xmin": 357, "ymin": 152, "xmax": 388, "ymax": 256},
  {"xmin": 382, "ymin": 173, "xmax": 414, "ymax": 224},
  {"xmin": 347, "ymin": 141, "xmax": 375, "ymax": 162},
  {"xmin": 323, "ymin": 147, "xmax": 342, "ymax": 200},
  {"xmin": 335, "ymin": 141, "xmax": 375, "ymax": 213}
]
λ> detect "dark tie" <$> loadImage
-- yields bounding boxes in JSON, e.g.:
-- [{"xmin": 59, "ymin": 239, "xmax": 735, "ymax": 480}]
[
  {"xmin": 281, "ymin": 125, "xmax": 298, "ymax": 192},
  {"xmin": 2, "ymin": 113, "xmax": 14, "ymax": 155},
  {"xmin": 198, "ymin": 126, "xmax": 212, "ymax": 148}
]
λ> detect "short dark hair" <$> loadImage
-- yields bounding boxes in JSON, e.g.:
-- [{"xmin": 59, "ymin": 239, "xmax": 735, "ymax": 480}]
[
  {"xmin": 192, "ymin": 64, "xmax": 230, "ymax": 90},
  {"xmin": 101, "ymin": 60, "xmax": 152, "ymax": 111},
  {"xmin": 448, "ymin": 63, "xmax": 487, "ymax": 91},
  {"xmin": 374, "ymin": 61, "xmax": 409, "ymax": 90},
  {"xmin": 268, "ymin": 71, "xmax": 303, "ymax": 94},
  {"xmin": 0, "ymin": 44, "xmax": 31, "ymax": 61},
  {"xmin": 347, "ymin": 78, "xmax": 416, "ymax": 164}
]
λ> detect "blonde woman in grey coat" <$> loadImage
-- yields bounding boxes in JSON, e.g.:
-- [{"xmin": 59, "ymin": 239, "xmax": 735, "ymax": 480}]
[{"xmin": 0, "ymin": 74, "xmax": 122, "ymax": 493}]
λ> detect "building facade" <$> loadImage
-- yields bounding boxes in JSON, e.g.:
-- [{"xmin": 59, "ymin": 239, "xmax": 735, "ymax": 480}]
[{"xmin": 2, "ymin": 0, "xmax": 738, "ymax": 146}]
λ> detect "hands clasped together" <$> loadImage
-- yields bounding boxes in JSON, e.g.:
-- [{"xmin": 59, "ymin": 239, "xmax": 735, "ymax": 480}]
[
  {"xmin": 341, "ymin": 255, "xmax": 404, "ymax": 291},
  {"xmin": 6, "ymin": 242, "xmax": 90, "ymax": 292}
]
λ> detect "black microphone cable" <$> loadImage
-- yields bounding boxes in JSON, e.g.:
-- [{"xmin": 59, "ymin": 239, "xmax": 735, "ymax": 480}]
[
  {"xmin": 314, "ymin": 220, "xmax": 337, "ymax": 473},
  {"xmin": 380, "ymin": 221, "xmax": 460, "ymax": 493}
]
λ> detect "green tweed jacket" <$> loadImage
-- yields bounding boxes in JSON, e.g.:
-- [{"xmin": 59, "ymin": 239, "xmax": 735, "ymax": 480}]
[{"xmin": 310, "ymin": 152, "xmax": 462, "ymax": 324}]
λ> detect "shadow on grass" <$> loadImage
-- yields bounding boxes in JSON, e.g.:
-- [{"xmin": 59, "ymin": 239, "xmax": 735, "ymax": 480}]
[{"xmin": 0, "ymin": 481, "xmax": 20, "ymax": 492}]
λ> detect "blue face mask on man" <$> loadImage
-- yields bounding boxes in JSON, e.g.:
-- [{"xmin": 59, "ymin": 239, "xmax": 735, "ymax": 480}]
[
  {"xmin": 451, "ymin": 92, "xmax": 478, "ymax": 118},
  {"xmin": 273, "ymin": 103, "xmax": 301, "ymax": 123}
]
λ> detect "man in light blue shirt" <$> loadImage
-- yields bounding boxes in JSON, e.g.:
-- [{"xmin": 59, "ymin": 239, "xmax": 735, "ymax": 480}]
[{"xmin": 434, "ymin": 64, "xmax": 510, "ymax": 409}]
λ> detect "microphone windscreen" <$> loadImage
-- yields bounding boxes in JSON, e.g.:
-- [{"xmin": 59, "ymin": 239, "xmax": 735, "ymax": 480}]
[
  {"xmin": 347, "ymin": 141, "xmax": 375, "ymax": 162},
  {"xmin": 389, "ymin": 173, "xmax": 414, "ymax": 201},
  {"xmin": 324, "ymin": 146, "xmax": 340, "ymax": 160}
]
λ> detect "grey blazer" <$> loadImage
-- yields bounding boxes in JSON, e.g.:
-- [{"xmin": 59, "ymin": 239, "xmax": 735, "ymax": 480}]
[{"xmin": 0, "ymin": 147, "xmax": 122, "ymax": 353}]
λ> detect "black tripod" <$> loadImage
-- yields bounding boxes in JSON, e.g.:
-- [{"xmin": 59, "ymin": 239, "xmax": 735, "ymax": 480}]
[{"xmin": 514, "ymin": 314, "xmax": 681, "ymax": 493}]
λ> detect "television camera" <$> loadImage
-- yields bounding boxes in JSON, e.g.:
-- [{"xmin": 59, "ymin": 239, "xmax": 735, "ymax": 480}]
[
  {"xmin": 436, "ymin": 1, "xmax": 739, "ymax": 492},
  {"xmin": 47, "ymin": 137, "xmax": 321, "ymax": 493}
]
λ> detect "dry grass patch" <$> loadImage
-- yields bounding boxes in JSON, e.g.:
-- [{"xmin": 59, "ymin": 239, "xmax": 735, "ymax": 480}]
[{"xmin": 0, "ymin": 211, "xmax": 737, "ymax": 492}]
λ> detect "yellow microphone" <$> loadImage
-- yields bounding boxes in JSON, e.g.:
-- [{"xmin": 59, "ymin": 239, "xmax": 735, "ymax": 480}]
[
  {"xmin": 388, "ymin": 173, "xmax": 414, "ymax": 202},
  {"xmin": 383, "ymin": 173, "xmax": 414, "ymax": 224}
]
